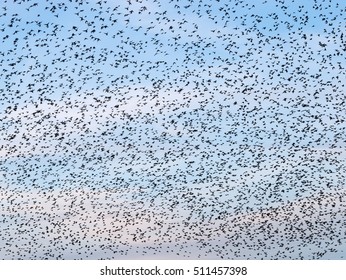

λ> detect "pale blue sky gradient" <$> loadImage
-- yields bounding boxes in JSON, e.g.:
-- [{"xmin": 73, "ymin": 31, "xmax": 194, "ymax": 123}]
[{"xmin": 0, "ymin": 0, "xmax": 345, "ymax": 259}]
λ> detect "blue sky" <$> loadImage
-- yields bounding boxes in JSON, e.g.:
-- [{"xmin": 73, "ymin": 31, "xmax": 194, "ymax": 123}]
[{"xmin": 0, "ymin": 0, "xmax": 346, "ymax": 259}]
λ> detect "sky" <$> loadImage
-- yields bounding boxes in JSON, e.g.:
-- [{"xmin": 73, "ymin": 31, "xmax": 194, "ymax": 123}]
[{"xmin": 0, "ymin": 0, "xmax": 345, "ymax": 259}]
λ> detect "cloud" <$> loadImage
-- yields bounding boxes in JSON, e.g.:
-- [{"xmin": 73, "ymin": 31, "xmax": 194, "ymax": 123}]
[
  {"xmin": 1, "ymin": 186, "xmax": 345, "ymax": 259},
  {"xmin": 0, "ymin": 86, "xmax": 198, "ymax": 156}
]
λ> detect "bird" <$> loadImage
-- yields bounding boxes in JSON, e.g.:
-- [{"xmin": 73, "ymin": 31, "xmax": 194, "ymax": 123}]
[{"xmin": 0, "ymin": 0, "xmax": 345, "ymax": 261}]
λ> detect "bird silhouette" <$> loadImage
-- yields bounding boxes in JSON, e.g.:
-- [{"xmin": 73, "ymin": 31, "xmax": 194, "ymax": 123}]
[{"xmin": 0, "ymin": 0, "xmax": 345, "ymax": 260}]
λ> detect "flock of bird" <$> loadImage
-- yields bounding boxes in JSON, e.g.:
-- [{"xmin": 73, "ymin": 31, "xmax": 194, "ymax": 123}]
[{"xmin": 0, "ymin": 0, "xmax": 345, "ymax": 259}]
